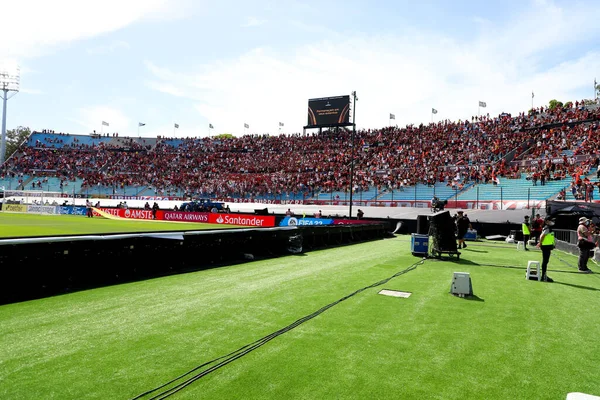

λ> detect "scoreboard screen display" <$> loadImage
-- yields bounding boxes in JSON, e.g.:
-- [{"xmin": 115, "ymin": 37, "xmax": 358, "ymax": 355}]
[{"xmin": 307, "ymin": 95, "xmax": 351, "ymax": 128}]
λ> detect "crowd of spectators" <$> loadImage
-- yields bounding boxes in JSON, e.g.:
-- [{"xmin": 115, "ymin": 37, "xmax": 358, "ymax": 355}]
[{"xmin": 2, "ymin": 101, "xmax": 599, "ymax": 200}]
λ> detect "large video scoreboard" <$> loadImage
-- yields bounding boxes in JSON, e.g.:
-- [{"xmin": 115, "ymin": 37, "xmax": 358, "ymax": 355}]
[{"xmin": 306, "ymin": 95, "xmax": 351, "ymax": 128}]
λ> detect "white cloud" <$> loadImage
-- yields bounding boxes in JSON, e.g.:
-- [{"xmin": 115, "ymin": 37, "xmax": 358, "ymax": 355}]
[
  {"xmin": 144, "ymin": 80, "xmax": 186, "ymax": 97},
  {"xmin": 137, "ymin": 123, "xmax": 203, "ymax": 139},
  {"xmin": 142, "ymin": 0, "xmax": 600, "ymax": 135},
  {"xmin": 86, "ymin": 40, "xmax": 130, "ymax": 55},
  {"xmin": 72, "ymin": 106, "xmax": 131, "ymax": 135},
  {"xmin": 242, "ymin": 16, "xmax": 267, "ymax": 28},
  {"xmin": 20, "ymin": 88, "xmax": 44, "ymax": 95},
  {"xmin": 71, "ymin": 105, "xmax": 205, "ymax": 138},
  {"xmin": 0, "ymin": 0, "xmax": 175, "ymax": 59}
]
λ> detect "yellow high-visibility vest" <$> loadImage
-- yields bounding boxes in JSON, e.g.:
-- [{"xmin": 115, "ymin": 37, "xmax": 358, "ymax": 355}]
[
  {"xmin": 522, "ymin": 223, "xmax": 530, "ymax": 235},
  {"xmin": 541, "ymin": 232, "xmax": 555, "ymax": 246}
]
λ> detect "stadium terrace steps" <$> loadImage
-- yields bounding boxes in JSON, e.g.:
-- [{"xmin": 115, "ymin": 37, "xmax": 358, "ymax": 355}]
[
  {"xmin": 28, "ymin": 176, "xmax": 64, "ymax": 192},
  {"xmin": 0, "ymin": 175, "xmax": 29, "ymax": 190},
  {"xmin": 314, "ymin": 189, "xmax": 382, "ymax": 202},
  {"xmin": 377, "ymin": 182, "xmax": 467, "ymax": 201},
  {"xmin": 139, "ymin": 187, "xmax": 187, "ymax": 197},
  {"xmin": 80, "ymin": 185, "xmax": 147, "ymax": 197},
  {"xmin": 456, "ymin": 176, "xmax": 570, "ymax": 201},
  {"xmin": 162, "ymin": 138, "xmax": 185, "ymax": 147}
]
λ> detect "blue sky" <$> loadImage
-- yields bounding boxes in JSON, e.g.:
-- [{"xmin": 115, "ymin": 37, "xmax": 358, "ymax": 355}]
[{"xmin": 1, "ymin": 0, "xmax": 599, "ymax": 137}]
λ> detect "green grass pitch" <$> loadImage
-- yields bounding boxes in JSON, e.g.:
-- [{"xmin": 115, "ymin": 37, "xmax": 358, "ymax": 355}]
[
  {"xmin": 1, "ymin": 214, "xmax": 599, "ymax": 399},
  {"xmin": 0, "ymin": 212, "xmax": 235, "ymax": 238}
]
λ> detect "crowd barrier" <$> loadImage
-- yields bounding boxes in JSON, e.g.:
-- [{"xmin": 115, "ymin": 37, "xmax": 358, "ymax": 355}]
[
  {"xmin": 1, "ymin": 203, "xmax": 382, "ymax": 227},
  {"xmin": 0, "ymin": 222, "xmax": 389, "ymax": 305},
  {"xmin": 0, "ymin": 204, "xmax": 87, "ymax": 215}
]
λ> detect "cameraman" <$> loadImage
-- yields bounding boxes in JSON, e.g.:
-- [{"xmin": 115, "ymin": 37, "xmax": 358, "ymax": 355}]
[{"xmin": 431, "ymin": 195, "xmax": 440, "ymax": 212}]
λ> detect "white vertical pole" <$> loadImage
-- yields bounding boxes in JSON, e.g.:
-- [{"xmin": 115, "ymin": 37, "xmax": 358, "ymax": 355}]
[{"xmin": 0, "ymin": 89, "xmax": 8, "ymax": 165}]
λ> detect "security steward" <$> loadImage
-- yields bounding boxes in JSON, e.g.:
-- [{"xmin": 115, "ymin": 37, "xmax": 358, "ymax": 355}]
[
  {"xmin": 522, "ymin": 215, "xmax": 531, "ymax": 251},
  {"xmin": 536, "ymin": 217, "xmax": 555, "ymax": 282}
]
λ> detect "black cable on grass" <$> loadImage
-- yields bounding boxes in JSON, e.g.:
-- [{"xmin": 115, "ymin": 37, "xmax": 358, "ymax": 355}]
[
  {"xmin": 130, "ymin": 259, "xmax": 425, "ymax": 400},
  {"xmin": 555, "ymin": 254, "xmax": 578, "ymax": 269},
  {"xmin": 456, "ymin": 258, "xmax": 599, "ymax": 277},
  {"xmin": 554, "ymin": 254, "xmax": 600, "ymax": 279},
  {"xmin": 472, "ymin": 263, "xmax": 526, "ymax": 270}
]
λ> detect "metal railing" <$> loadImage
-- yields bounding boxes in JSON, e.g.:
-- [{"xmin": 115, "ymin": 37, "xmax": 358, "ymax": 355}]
[
  {"xmin": 553, "ymin": 229, "xmax": 578, "ymax": 245},
  {"xmin": 553, "ymin": 228, "xmax": 600, "ymax": 262}
]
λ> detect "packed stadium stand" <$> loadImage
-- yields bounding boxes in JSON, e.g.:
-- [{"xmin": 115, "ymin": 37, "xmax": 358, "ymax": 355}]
[{"xmin": 1, "ymin": 100, "xmax": 599, "ymax": 207}]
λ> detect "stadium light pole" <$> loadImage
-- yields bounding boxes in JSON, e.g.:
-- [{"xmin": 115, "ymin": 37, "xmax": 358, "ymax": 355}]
[
  {"xmin": 349, "ymin": 91, "xmax": 357, "ymax": 218},
  {"xmin": 0, "ymin": 63, "xmax": 20, "ymax": 165}
]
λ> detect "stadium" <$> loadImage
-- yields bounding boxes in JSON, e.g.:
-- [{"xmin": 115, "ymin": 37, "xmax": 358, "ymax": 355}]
[{"xmin": 2, "ymin": 2, "xmax": 600, "ymax": 399}]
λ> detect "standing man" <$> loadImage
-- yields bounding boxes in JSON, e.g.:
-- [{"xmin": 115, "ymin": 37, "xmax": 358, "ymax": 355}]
[
  {"xmin": 431, "ymin": 195, "xmax": 439, "ymax": 212},
  {"xmin": 576, "ymin": 217, "xmax": 595, "ymax": 273},
  {"xmin": 456, "ymin": 210, "xmax": 472, "ymax": 249},
  {"xmin": 152, "ymin": 202, "xmax": 159, "ymax": 220},
  {"xmin": 85, "ymin": 199, "xmax": 93, "ymax": 218},
  {"xmin": 522, "ymin": 215, "xmax": 531, "ymax": 251},
  {"xmin": 536, "ymin": 217, "xmax": 555, "ymax": 282},
  {"xmin": 531, "ymin": 213, "xmax": 544, "ymax": 244}
]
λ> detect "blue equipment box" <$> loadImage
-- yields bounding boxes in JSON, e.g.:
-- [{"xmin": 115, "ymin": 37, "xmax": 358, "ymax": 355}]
[
  {"xmin": 411, "ymin": 233, "xmax": 429, "ymax": 255},
  {"xmin": 464, "ymin": 229, "xmax": 477, "ymax": 241}
]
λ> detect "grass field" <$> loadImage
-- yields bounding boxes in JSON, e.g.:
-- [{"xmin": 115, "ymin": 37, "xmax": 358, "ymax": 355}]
[
  {"xmin": 0, "ymin": 212, "xmax": 235, "ymax": 238},
  {"xmin": 1, "ymin": 226, "xmax": 599, "ymax": 399}
]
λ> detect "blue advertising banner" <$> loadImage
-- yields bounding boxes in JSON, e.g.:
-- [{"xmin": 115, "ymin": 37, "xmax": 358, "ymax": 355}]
[
  {"xmin": 279, "ymin": 216, "xmax": 333, "ymax": 226},
  {"xmin": 59, "ymin": 206, "xmax": 87, "ymax": 216}
]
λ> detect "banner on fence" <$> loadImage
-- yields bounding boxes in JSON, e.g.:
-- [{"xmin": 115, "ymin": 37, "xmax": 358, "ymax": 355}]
[{"xmin": 279, "ymin": 216, "xmax": 333, "ymax": 226}]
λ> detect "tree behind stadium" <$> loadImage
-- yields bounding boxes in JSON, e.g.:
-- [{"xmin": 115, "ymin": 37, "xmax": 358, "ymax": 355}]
[{"xmin": 5, "ymin": 126, "xmax": 30, "ymax": 160}]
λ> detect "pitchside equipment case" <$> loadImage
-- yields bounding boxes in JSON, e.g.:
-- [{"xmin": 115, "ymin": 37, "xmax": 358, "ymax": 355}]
[
  {"xmin": 411, "ymin": 233, "xmax": 429, "ymax": 256},
  {"xmin": 450, "ymin": 272, "xmax": 473, "ymax": 298}
]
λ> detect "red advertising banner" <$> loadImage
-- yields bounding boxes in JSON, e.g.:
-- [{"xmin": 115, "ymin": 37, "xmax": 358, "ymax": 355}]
[
  {"xmin": 95, "ymin": 207, "xmax": 163, "ymax": 220},
  {"xmin": 162, "ymin": 211, "xmax": 210, "ymax": 223},
  {"xmin": 94, "ymin": 208, "xmax": 275, "ymax": 226},
  {"xmin": 208, "ymin": 213, "xmax": 276, "ymax": 227}
]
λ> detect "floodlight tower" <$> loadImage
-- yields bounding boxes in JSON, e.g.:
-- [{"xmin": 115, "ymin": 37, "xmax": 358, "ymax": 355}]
[{"xmin": 0, "ymin": 63, "xmax": 20, "ymax": 165}]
